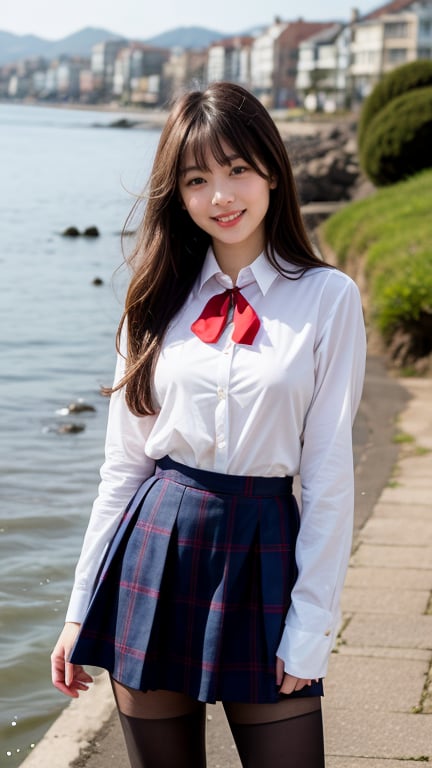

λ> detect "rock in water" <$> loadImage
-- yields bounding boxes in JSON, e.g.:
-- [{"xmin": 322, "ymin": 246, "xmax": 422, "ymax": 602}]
[
  {"xmin": 67, "ymin": 400, "xmax": 96, "ymax": 414},
  {"xmin": 56, "ymin": 423, "xmax": 86, "ymax": 434},
  {"xmin": 83, "ymin": 226, "xmax": 100, "ymax": 237},
  {"xmin": 62, "ymin": 226, "xmax": 80, "ymax": 237}
]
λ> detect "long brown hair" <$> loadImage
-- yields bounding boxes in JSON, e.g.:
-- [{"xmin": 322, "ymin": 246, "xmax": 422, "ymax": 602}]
[{"xmin": 112, "ymin": 82, "xmax": 327, "ymax": 416}]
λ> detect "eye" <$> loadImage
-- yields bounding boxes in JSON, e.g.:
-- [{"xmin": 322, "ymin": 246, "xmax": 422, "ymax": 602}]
[
  {"xmin": 185, "ymin": 176, "xmax": 206, "ymax": 187},
  {"xmin": 230, "ymin": 165, "xmax": 248, "ymax": 176}
]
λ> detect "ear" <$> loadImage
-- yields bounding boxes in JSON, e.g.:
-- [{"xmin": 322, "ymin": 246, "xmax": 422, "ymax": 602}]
[{"xmin": 269, "ymin": 176, "xmax": 278, "ymax": 190}]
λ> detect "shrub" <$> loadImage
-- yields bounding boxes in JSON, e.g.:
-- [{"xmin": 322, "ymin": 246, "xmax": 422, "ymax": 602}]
[
  {"xmin": 372, "ymin": 250, "xmax": 432, "ymax": 342},
  {"xmin": 358, "ymin": 60, "xmax": 432, "ymax": 151},
  {"xmin": 359, "ymin": 86, "xmax": 432, "ymax": 186},
  {"xmin": 321, "ymin": 169, "xmax": 432, "ymax": 365}
]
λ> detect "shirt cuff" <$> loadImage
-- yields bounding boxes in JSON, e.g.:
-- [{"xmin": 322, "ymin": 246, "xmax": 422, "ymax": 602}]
[
  {"xmin": 276, "ymin": 606, "xmax": 340, "ymax": 679},
  {"xmin": 65, "ymin": 587, "xmax": 92, "ymax": 625}
]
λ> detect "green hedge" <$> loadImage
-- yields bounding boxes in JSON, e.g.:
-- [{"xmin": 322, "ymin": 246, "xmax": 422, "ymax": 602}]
[
  {"xmin": 371, "ymin": 252, "xmax": 432, "ymax": 345},
  {"xmin": 359, "ymin": 86, "xmax": 432, "ymax": 185},
  {"xmin": 358, "ymin": 60, "xmax": 432, "ymax": 151},
  {"xmin": 322, "ymin": 169, "xmax": 432, "ymax": 361}
]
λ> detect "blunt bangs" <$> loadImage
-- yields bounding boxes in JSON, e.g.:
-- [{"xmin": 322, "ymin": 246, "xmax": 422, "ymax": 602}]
[{"xmin": 179, "ymin": 111, "xmax": 272, "ymax": 180}]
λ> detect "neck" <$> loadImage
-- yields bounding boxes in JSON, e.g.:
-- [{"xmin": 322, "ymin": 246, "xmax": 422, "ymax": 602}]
[{"xmin": 212, "ymin": 241, "xmax": 264, "ymax": 284}]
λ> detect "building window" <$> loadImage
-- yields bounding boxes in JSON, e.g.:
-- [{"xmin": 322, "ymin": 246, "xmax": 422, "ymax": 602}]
[
  {"xmin": 384, "ymin": 22, "xmax": 408, "ymax": 37},
  {"xmin": 354, "ymin": 50, "xmax": 379, "ymax": 65},
  {"xmin": 386, "ymin": 48, "xmax": 408, "ymax": 62},
  {"xmin": 420, "ymin": 20, "xmax": 432, "ymax": 35},
  {"xmin": 418, "ymin": 47, "xmax": 432, "ymax": 59}
]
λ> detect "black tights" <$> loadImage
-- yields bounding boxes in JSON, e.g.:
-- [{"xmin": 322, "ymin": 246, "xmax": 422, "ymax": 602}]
[{"xmin": 112, "ymin": 680, "xmax": 325, "ymax": 768}]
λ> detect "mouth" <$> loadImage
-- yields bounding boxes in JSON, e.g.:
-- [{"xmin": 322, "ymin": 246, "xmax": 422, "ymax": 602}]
[{"xmin": 212, "ymin": 210, "xmax": 245, "ymax": 225}]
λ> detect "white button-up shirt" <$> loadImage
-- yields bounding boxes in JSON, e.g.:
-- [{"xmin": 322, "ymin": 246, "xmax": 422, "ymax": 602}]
[{"xmin": 66, "ymin": 248, "xmax": 366, "ymax": 679}]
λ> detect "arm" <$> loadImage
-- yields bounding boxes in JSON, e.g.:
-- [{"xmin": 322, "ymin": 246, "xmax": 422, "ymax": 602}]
[
  {"xmin": 277, "ymin": 275, "xmax": 366, "ymax": 681},
  {"xmin": 52, "ymin": 348, "xmax": 157, "ymax": 695},
  {"xmin": 65, "ymin": 350, "xmax": 157, "ymax": 623}
]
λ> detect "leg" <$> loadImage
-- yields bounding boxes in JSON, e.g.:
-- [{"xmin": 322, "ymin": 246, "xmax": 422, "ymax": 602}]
[
  {"xmin": 111, "ymin": 679, "xmax": 206, "ymax": 768},
  {"xmin": 224, "ymin": 696, "xmax": 325, "ymax": 768}
]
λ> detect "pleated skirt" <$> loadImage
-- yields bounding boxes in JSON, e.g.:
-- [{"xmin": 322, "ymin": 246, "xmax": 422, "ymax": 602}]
[{"xmin": 70, "ymin": 456, "xmax": 323, "ymax": 703}]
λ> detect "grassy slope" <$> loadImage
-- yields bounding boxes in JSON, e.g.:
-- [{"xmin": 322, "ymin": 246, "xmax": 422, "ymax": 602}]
[{"xmin": 321, "ymin": 169, "xmax": 432, "ymax": 338}]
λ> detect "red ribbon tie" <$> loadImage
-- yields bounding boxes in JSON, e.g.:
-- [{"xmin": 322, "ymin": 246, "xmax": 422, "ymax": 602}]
[{"xmin": 191, "ymin": 288, "xmax": 260, "ymax": 345}]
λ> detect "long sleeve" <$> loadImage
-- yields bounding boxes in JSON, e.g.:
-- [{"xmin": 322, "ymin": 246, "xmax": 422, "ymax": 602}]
[
  {"xmin": 276, "ymin": 276, "xmax": 366, "ymax": 678},
  {"xmin": 65, "ymin": 351, "xmax": 157, "ymax": 623}
]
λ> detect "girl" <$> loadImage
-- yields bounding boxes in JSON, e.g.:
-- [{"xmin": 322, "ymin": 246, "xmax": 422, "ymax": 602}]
[{"xmin": 51, "ymin": 82, "xmax": 366, "ymax": 768}]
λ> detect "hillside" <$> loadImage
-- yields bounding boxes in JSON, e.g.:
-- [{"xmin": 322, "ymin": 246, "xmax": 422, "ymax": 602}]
[
  {"xmin": 146, "ymin": 26, "xmax": 226, "ymax": 49},
  {"xmin": 322, "ymin": 168, "xmax": 432, "ymax": 370},
  {"xmin": 0, "ymin": 25, "xmax": 228, "ymax": 65}
]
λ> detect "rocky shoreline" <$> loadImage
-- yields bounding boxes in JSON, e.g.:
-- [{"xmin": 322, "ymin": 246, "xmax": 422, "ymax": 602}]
[{"xmin": 275, "ymin": 118, "xmax": 374, "ymax": 216}]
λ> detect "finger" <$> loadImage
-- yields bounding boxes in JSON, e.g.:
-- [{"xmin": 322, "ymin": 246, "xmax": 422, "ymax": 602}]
[
  {"xmin": 51, "ymin": 653, "xmax": 66, "ymax": 686},
  {"xmin": 279, "ymin": 674, "xmax": 297, "ymax": 695},
  {"xmin": 294, "ymin": 678, "xmax": 311, "ymax": 691},
  {"xmin": 75, "ymin": 681, "xmax": 91, "ymax": 691},
  {"xmin": 279, "ymin": 675, "xmax": 314, "ymax": 694},
  {"xmin": 76, "ymin": 669, "xmax": 94, "ymax": 684},
  {"xmin": 65, "ymin": 661, "xmax": 75, "ymax": 687},
  {"xmin": 52, "ymin": 669, "xmax": 90, "ymax": 698},
  {"xmin": 51, "ymin": 658, "xmax": 77, "ymax": 697},
  {"xmin": 52, "ymin": 678, "xmax": 80, "ymax": 697},
  {"xmin": 65, "ymin": 662, "xmax": 93, "ymax": 688},
  {"xmin": 275, "ymin": 657, "xmax": 284, "ymax": 686}
]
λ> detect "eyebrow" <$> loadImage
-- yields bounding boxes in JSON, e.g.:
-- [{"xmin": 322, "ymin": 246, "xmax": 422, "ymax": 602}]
[{"xmin": 180, "ymin": 153, "xmax": 241, "ymax": 175}]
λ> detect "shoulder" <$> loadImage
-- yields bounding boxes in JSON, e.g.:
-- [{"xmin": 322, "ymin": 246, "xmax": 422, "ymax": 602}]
[
  {"xmin": 273, "ymin": 254, "xmax": 357, "ymax": 292},
  {"xmin": 274, "ymin": 262, "xmax": 361, "ymax": 301},
  {"xmin": 301, "ymin": 265, "xmax": 361, "ymax": 302},
  {"xmin": 302, "ymin": 264, "xmax": 355, "ymax": 286},
  {"xmin": 290, "ymin": 267, "xmax": 364, "ymax": 335}
]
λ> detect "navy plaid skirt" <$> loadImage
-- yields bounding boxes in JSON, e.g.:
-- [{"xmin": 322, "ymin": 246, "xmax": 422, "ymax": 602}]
[{"xmin": 70, "ymin": 456, "xmax": 323, "ymax": 703}]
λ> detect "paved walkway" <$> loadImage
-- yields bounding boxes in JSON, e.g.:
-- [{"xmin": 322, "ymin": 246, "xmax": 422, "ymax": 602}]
[
  {"xmin": 21, "ymin": 373, "xmax": 432, "ymax": 768},
  {"xmin": 323, "ymin": 375, "xmax": 432, "ymax": 766}
]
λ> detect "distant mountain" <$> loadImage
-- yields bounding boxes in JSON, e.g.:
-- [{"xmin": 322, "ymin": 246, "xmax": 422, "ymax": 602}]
[
  {"xmin": 48, "ymin": 27, "xmax": 127, "ymax": 58},
  {"xmin": 0, "ymin": 27, "xmax": 125, "ymax": 65},
  {"xmin": 145, "ymin": 26, "xmax": 226, "ymax": 49},
  {"xmin": 0, "ymin": 31, "xmax": 52, "ymax": 63},
  {"xmin": 0, "ymin": 25, "xmax": 229, "ymax": 66}
]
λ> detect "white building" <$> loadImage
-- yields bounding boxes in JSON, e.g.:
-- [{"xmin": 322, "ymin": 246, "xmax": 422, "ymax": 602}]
[
  {"xmin": 296, "ymin": 24, "xmax": 350, "ymax": 109},
  {"xmin": 250, "ymin": 19, "xmax": 288, "ymax": 104},
  {"xmin": 91, "ymin": 39, "xmax": 126, "ymax": 95},
  {"xmin": 207, "ymin": 36, "xmax": 253, "ymax": 86},
  {"xmin": 350, "ymin": 0, "xmax": 432, "ymax": 99}
]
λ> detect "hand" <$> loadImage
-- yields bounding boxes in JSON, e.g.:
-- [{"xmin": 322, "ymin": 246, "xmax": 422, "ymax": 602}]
[
  {"xmin": 276, "ymin": 656, "xmax": 319, "ymax": 694},
  {"xmin": 51, "ymin": 622, "xmax": 93, "ymax": 698}
]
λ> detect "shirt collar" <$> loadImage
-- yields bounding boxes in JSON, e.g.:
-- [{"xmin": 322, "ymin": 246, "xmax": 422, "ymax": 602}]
[{"xmin": 197, "ymin": 247, "xmax": 280, "ymax": 297}]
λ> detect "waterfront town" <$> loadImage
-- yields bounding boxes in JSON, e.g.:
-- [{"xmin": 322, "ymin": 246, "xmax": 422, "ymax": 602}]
[{"xmin": 2, "ymin": 0, "xmax": 432, "ymax": 111}]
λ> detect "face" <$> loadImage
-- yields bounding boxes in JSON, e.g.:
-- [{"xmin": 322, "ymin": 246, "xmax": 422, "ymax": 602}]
[{"xmin": 178, "ymin": 141, "xmax": 276, "ymax": 266}]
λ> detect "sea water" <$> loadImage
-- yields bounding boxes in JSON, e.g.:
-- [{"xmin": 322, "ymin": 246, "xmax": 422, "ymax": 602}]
[{"xmin": 0, "ymin": 103, "xmax": 160, "ymax": 766}]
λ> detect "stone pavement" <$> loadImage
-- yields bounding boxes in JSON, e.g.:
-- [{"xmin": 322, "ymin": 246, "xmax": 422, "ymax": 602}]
[
  {"xmin": 20, "ymin": 373, "xmax": 432, "ymax": 768},
  {"xmin": 324, "ymin": 376, "xmax": 432, "ymax": 767}
]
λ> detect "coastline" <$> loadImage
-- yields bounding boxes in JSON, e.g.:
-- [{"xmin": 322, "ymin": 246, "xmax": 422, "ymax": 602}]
[
  {"xmin": 1, "ymin": 98, "xmax": 356, "ymax": 135},
  {"xmin": 0, "ymin": 98, "xmax": 170, "ymax": 129}
]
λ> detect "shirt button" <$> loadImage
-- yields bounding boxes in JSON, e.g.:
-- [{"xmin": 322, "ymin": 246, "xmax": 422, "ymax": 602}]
[{"xmin": 217, "ymin": 387, "xmax": 226, "ymax": 400}]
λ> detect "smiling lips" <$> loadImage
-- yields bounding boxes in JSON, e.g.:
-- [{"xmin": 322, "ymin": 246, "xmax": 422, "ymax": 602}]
[{"xmin": 212, "ymin": 210, "xmax": 245, "ymax": 226}]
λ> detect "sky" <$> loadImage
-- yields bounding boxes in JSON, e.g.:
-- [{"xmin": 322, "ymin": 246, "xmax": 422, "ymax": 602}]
[{"xmin": 2, "ymin": 0, "xmax": 379, "ymax": 40}]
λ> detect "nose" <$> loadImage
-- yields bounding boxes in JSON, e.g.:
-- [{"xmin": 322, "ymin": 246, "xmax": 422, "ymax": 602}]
[{"xmin": 211, "ymin": 185, "xmax": 234, "ymax": 206}]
